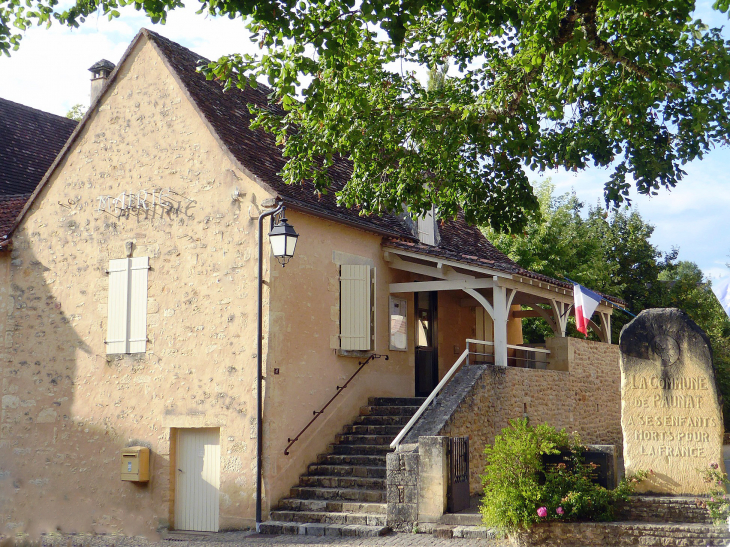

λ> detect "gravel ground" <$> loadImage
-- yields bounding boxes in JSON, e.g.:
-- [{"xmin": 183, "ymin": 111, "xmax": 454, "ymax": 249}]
[{"xmin": 26, "ymin": 531, "xmax": 510, "ymax": 547}]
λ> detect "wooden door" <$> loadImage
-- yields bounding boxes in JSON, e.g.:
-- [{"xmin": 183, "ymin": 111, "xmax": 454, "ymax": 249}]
[{"xmin": 175, "ymin": 428, "xmax": 220, "ymax": 532}]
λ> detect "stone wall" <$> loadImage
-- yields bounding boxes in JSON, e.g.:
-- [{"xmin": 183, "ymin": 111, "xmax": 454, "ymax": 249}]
[{"xmin": 440, "ymin": 337, "xmax": 621, "ymax": 493}]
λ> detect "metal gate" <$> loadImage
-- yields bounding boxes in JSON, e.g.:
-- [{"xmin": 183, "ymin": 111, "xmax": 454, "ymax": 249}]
[{"xmin": 447, "ymin": 436, "xmax": 470, "ymax": 513}]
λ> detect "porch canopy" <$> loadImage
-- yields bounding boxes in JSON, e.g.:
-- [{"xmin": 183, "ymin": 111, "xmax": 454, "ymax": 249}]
[{"xmin": 384, "ymin": 245, "xmax": 624, "ymax": 368}]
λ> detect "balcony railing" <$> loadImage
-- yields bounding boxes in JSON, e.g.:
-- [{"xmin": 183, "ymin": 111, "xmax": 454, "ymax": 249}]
[{"xmin": 390, "ymin": 339, "xmax": 551, "ymax": 449}]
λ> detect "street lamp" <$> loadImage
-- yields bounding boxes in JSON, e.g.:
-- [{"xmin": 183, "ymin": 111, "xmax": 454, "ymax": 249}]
[
  {"xmin": 268, "ymin": 216, "xmax": 299, "ymax": 267},
  {"xmin": 256, "ymin": 201, "xmax": 298, "ymax": 531}
]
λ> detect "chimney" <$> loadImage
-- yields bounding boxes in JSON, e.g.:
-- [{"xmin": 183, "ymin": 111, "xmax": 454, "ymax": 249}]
[{"xmin": 88, "ymin": 59, "xmax": 116, "ymax": 105}]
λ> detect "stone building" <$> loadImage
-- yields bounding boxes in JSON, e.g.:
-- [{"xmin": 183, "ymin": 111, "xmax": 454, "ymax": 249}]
[{"xmin": 0, "ymin": 29, "xmax": 625, "ymax": 537}]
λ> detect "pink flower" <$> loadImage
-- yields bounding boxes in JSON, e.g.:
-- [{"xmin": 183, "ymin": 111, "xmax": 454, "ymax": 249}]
[
  {"xmin": 556, "ymin": 507, "xmax": 565, "ymax": 515},
  {"xmin": 537, "ymin": 507, "xmax": 548, "ymax": 518},
  {"xmin": 711, "ymin": 462, "xmax": 719, "ymax": 469}
]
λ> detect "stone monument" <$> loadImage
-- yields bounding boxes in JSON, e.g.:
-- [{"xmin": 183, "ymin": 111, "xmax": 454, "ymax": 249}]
[{"xmin": 620, "ymin": 308, "xmax": 724, "ymax": 494}]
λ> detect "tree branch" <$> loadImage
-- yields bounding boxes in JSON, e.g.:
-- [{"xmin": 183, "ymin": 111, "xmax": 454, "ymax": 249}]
[{"xmin": 578, "ymin": 0, "xmax": 682, "ymax": 90}]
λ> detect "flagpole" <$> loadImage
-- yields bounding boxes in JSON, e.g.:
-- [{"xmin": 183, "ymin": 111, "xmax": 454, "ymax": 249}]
[{"xmin": 561, "ymin": 276, "xmax": 636, "ymax": 318}]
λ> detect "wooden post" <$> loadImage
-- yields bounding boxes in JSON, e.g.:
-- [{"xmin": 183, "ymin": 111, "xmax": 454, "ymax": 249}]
[{"xmin": 493, "ymin": 276, "xmax": 508, "ymax": 367}]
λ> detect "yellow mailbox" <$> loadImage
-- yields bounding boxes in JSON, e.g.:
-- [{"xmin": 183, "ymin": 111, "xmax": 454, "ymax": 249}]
[{"xmin": 121, "ymin": 446, "xmax": 150, "ymax": 482}]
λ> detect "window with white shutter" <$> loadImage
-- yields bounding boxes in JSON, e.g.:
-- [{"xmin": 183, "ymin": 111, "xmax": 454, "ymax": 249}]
[
  {"xmin": 107, "ymin": 257, "xmax": 149, "ymax": 354},
  {"xmin": 417, "ymin": 207, "xmax": 436, "ymax": 246},
  {"xmin": 340, "ymin": 264, "xmax": 376, "ymax": 351}
]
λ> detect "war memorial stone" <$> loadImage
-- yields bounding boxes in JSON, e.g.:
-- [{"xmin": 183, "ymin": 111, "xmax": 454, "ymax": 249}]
[{"xmin": 620, "ymin": 308, "xmax": 724, "ymax": 494}]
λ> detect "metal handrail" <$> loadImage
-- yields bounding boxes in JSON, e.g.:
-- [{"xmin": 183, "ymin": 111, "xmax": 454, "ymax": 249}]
[
  {"xmin": 390, "ymin": 348, "xmax": 469, "ymax": 450},
  {"xmin": 465, "ymin": 338, "xmax": 551, "ymax": 354},
  {"xmin": 390, "ymin": 339, "xmax": 553, "ymax": 449},
  {"xmin": 284, "ymin": 353, "xmax": 388, "ymax": 455}
]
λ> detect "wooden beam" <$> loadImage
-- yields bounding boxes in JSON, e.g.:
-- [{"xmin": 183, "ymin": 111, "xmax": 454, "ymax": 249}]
[
  {"xmin": 382, "ymin": 247, "xmax": 513, "ymax": 279},
  {"xmin": 512, "ymin": 309, "xmax": 544, "ymax": 318},
  {"xmin": 389, "ymin": 278, "xmax": 494, "ymax": 293}
]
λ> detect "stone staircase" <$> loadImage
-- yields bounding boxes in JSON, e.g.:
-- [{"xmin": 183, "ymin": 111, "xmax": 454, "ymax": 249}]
[{"xmin": 260, "ymin": 397, "xmax": 425, "ymax": 537}]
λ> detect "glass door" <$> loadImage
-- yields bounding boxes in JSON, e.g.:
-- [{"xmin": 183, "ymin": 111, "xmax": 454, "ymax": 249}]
[{"xmin": 415, "ymin": 291, "xmax": 438, "ymax": 397}]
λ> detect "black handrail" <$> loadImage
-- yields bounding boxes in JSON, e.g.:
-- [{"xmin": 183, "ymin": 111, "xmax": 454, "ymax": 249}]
[{"xmin": 284, "ymin": 353, "xmax": 388, "ymax": 455}]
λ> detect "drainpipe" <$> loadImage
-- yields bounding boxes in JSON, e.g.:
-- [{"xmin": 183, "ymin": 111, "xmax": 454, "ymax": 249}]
[{"xmin": 256, "ymin": 200, "xmax": 284, "ymax": 532}]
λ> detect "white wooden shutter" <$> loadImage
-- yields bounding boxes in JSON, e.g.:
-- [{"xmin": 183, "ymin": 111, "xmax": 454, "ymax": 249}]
[
  {"xmin": 340, "ymin": 265, "xmax": 371, "ymax": 350},
  {"xmin": 417, "ymin": 207, "xmax": 436, "ymax": 246},
  {"xmin": 128, "ymin": 256, "xmax": 149, "ymax": 353},
  {"xmin": 106, "ymin": 257, "xmax": 149, "ymax": 354},
  {"xmin": 107, "ymin": 259, "xmax": 130, "ymax": 354}
]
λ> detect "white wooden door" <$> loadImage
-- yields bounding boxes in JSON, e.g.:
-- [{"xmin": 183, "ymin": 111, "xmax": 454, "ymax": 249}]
[{"xmin": 175, "ymin": 428, "xmax": 220, "ymax": 532}]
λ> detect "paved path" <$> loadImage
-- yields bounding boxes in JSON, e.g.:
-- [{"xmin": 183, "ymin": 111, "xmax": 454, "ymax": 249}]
[{"xmin": 34, "ymin": 531, "xmax": 509, "ymax": 547}]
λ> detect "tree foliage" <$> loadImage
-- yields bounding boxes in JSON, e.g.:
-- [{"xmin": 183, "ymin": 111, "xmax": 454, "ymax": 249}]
[
  {"xmin": 3, "ymin": 1, "xmax": 730, "ymax": 231},
  {"xmin": 65, "ymin": 104, "xmax": 86, "ymax": 121}
]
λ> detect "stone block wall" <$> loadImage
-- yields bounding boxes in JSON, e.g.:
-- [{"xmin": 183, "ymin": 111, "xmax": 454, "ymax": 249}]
[
  {"xmin": 386, "ymin": 445, "xmax": 419, "ymax": 532},
  {"xmin": 441, "ymin": 337, "xmax": 621, "ymax": 493}
]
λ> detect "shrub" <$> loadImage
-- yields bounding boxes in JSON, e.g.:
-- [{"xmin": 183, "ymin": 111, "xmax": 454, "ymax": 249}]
[
  {"xmin": 480, "ymin": 418, "xmax": 644, "ymax": 532},
  {"xmin": 697, "ymin": 463, "xmax": 730, "ymax": 525}
]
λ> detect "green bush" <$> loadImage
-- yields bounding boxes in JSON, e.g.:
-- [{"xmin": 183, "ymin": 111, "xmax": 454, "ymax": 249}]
[
  {"xmin": 696, "ymin": 463, "xmax": 730, "ymax": 524},
  {"xmin": 480, "ymin": 418, "xmax": 643, "ymax": 532}
]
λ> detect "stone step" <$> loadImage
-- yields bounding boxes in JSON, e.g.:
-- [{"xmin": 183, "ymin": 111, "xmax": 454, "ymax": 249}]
[
  {"xmin": 431, "ymin": 525, "xmax": 495, "ymax": 540},
  {"xmin": 299, "ymin": 475, "xmax": 385, "ymax": 490},
  {"xmin": 439, "ymin": 512, "xmax": 482, "ymax": 527},
  {"xmin": 269, "ymin": 510, "xmax": 387, "ymax": 526},
  {"xmin": 518, "ymin": 521, "xmax": 730, "ymax": 547},
  {"xmin": 258, "ymin": 521, "xmax": 389, "ymax": 537},
  {"xmin": 359, "ymin": 405, "xmax": 421, "ymax": 416},
  {"xmin": 290, "ymin": 486, "xmax": 386, "ymax": 503},
  {"xmin": 329, "ymin": 443, "xmax": 392, "ymax": 455},
  {"xmin": 307, "ymin": 464, "xmax": 386, "ymax": 479},
  {"xmin": 316, "ymin": 453, "xmax": 386, "ymax": 467},
  {"xmin": 342, "ymin": 424, "xmax": 403, "ymax": 436},
  {"xmin": 335, "ymin": 434, "xmax": 393, "ymax": 445},
  {"xmin": 367, "ymin": 397, "xmax": 427, "ymax": 407},
  {"xmin": 616, "ymin": 495, "xmax": 713, "ymax": 524},
  {"xmin": 614, "ymin": 522, "xmax": 730, "ymax": 546},
  {"xmin": 277, "ymin": 498, "xmax": 386, "ymax": 514},
  {"xmin": 353, "ymin": 415, "xmax": 411, "ymax": 427}
]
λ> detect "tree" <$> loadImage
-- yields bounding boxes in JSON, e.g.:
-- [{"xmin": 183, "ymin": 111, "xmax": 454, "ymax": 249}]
[
  {"xmin": 4, "ymin": 1, "xmax": 730, "ymax": 231},
  {"xmin": 657, "ymin": 260, "xmax": 730, "ymax": 426},
  {"xmin": 65, "ymin": 104, "xmax": 86, "ymax": 121}
]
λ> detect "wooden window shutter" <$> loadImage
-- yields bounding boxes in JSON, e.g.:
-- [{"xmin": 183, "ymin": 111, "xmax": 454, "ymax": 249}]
[
  {"xmin": 128, "ymin": 256, "xmax": 149, "ymax": 353},
  {"xmin": 417, "ymin": 207, "xmax": 436, "ymax": 246},
  {"xmin": 340, "ymin": 264, "xmax": 371, "ymax": 351},
  {"xmin": 106, "ymin": 257, "xmax": 149, "ymax": 354},
  {"xmin": 107, "ymin": 258, "xmax": 130, "ymax": 354}
]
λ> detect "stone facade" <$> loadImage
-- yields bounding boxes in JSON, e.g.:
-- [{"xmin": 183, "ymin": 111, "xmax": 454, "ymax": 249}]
[
  {"xmin": 0, "ymin": 37, "xmax": 275, "ymax": 535},
  {"xmin": 0, "ymin": 29, "xmax": 623, "ymax": 539},
  {"xmin": 440, "ymin": 337, "xmax": 621, "ymax": 493}
]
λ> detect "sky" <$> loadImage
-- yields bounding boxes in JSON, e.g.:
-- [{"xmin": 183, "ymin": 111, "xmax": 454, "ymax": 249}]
[{"xmin": 0, "ymin": 1, "xmax": 729, "ymax": 308}]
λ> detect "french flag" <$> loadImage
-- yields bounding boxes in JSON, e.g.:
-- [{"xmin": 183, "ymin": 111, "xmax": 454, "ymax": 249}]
[{"xmin": 573, "ymin": 282, "xmax": 603, "ymax": 336}]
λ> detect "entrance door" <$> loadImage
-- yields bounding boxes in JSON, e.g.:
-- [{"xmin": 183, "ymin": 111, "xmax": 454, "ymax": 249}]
[
  {"xmin": 175, "ymin": 428, "xmax": 220, "ymax": 532},
  {"xmin": 415, "ymin": 291, "xmax": 438, "ymax": 397}
]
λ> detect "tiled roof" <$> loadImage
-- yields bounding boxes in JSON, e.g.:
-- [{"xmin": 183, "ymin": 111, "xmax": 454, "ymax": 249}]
[
  {"xmin": 0, "ymin": 194, "xmax": 31, "ymax": 242},
  {"xmin": 0, "ymin": 97, "xmax": 77, "ymax": 196}
]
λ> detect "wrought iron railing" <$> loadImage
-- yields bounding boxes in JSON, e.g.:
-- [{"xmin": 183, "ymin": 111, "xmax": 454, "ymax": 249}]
[
  {"xmin": 390, "ymin": 339, "xmax": 551, "ymax": 449},
  {"xmin": 284, "ymin": 353, "xmax": 387, "ymax": 455}
]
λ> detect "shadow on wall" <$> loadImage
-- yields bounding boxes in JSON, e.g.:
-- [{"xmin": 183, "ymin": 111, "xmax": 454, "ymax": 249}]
[{"xmin": 0, "ymin": 247, "xmax": 164, "ymax": 538}]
